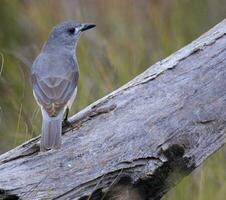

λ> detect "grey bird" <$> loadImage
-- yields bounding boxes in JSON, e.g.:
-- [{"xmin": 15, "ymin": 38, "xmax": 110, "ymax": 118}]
[{"xmin": 32, "ymin": 21, "xmax": 95, "ymax": 151}]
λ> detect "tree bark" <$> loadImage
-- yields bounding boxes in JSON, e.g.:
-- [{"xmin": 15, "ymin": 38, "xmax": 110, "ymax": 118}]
[{"xmin": 1, "ymin": 19, "xmax": 226, "ymax": 200}]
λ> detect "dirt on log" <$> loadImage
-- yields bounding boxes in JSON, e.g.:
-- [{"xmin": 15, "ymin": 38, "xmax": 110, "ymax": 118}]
[{"xmin": 0, "ymin": 19, "xmax": 226, "ymax": 200}]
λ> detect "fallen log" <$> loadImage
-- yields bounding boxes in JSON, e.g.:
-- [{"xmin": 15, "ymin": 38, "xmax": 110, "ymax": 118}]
[{"xmin": 0, "ymin": 19, "xmax": 226, "ymax": 200}]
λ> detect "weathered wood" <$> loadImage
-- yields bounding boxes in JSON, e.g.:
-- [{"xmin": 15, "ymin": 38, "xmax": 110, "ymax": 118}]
[{"xmin": 1, "ymin": 19, "xmax": 226, "ymax": 200}]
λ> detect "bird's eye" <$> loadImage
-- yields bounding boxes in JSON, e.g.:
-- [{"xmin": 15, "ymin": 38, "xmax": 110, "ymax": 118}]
[{"xmin": 67, "ymin": 28, "xmax": 75, "ymax": 35}]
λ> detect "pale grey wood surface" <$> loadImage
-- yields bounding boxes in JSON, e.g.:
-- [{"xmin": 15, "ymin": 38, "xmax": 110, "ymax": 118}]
[{"xmin": 0, "ymin": 19, "xmax": 226, "ymax": 200}]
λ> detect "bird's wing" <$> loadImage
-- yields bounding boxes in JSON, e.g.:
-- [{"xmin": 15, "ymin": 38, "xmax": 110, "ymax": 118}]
[{"xmin": 32, "ymin": 55, "xmax": 79, "ymax": 117}]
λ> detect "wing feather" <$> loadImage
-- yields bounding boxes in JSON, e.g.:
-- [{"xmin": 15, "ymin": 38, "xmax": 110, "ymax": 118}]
[{"xmin": 32, "ymin": 54, "xmax": 79, "ymax": 117}]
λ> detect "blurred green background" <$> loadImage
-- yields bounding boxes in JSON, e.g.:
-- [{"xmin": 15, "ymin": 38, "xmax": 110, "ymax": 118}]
[{"xmin": 0, "ymin": 0, "xmax": 225, "ymax": 199}]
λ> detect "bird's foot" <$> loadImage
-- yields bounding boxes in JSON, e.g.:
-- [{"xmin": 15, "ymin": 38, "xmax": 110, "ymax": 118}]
[
  {"xmin": 62, "ymin": 107, "xmax": 73, "ymax": 129},
  {"xmin": 62, "ymin": 118, "xmax": 73, "ymax": 128}
]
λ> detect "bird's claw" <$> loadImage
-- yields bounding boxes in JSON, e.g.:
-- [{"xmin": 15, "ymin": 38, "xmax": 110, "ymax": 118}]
[{"xmin": 62, "ymin": 118, "xmax": 73, "ymax": 128}]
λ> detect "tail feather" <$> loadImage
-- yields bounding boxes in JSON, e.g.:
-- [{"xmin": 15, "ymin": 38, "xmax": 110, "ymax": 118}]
[{"xmin": 41, "ymin": 109, "xmax": 63, "ymax": 151}]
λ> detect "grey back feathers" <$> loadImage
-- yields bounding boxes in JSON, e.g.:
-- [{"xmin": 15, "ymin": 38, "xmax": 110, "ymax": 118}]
[
  {"xmin": 31, "ymin": 20, "xmax": 95, "ymax": 151},
  {"xmin": 32, "ymin": 53, "xmax": 79, "ymax": 117}
]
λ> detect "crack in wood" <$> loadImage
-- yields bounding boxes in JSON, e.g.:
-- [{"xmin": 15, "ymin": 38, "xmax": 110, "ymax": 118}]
[
  {"xmin": 118, "ymin": 156, "xmax": 163, "ymax": 166},
  {"xmin": 0, "ymin": 189, "xmax": 20, "ymax": 200},
  {"xmin": 64, "ymin": 104, "xmax": 117, "ymax": 133},
  {"xmin": 133, "ymin": 144, "xmax": 195, "ymax": 200}
]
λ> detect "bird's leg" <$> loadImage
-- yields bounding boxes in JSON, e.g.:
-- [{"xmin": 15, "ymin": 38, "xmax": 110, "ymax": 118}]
[
  {"xmin": 64, "ymin": 107, "xmax": 69, "ymax": 121},
  {"xmin": 62, "ymin": 107, "xmax": 73, "ymax": 128}
]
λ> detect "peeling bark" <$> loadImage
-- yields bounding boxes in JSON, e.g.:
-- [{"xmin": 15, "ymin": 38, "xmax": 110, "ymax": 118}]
[{"xmin": 0, "ymin": 19, "xmax": 226, "ymax": 200}]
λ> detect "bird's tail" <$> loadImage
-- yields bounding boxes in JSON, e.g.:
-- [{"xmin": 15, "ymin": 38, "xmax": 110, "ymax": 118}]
[{"xmin": 40, "ymin": 109, "xmax": 63, "ymax": 151}]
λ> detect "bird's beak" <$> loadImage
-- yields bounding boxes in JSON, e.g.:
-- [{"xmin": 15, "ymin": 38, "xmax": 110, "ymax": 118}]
[{"xmin": 80, "ymin": 23, "xmax": 96, "ymax": 32}]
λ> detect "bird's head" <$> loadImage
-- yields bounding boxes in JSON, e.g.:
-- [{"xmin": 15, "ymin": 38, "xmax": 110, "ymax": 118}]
[{"xmin": 44, "ymin": 21, "xmax": 96, "ymax": 51}]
